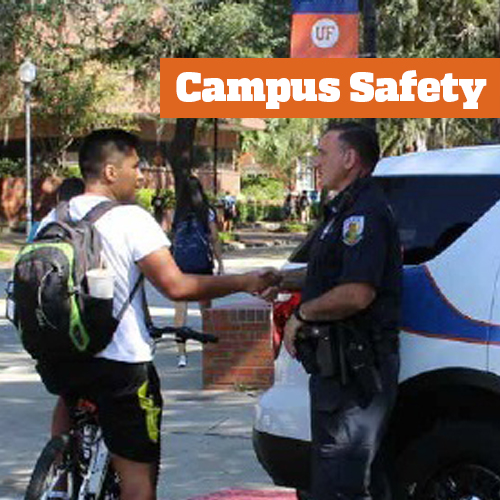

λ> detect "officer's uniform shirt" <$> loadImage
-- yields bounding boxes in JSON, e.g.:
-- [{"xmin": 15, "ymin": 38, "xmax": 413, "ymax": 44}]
[{"xmin": 302, "ymin": 177, "xmax": 402, "ymax": 338}]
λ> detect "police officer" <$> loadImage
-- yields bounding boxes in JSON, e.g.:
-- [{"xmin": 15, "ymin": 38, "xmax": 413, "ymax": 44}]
[{"xmin": 281, "ymin": 122, "xmax": 402, "ymax": 500}]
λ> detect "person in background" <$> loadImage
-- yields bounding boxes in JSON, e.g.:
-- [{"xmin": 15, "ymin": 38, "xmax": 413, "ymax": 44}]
[
  {"xmin": 221, "ymin": 191, "xmax": 237, "ymax": 232},
  {"xmin": 171, "ymin": 176, "xmax": 224, "ymax": 368},
  {"xmin": 283, "ymin": 193, "xmax": 293, "ymax": 221},
  {"xmin": 27, "ymin": 177, "xmax": 85, "ymax": 243},
  {"xmin": 298, "ymin": 190, "xmax": 311, "ymax": 225},
  {"xmin": 151, "ymin": 192, "xmax": 166, "ymax": 227},
  {"xmin": 58, "ymin": 177, "xmax": 85, "ymax": 203}
]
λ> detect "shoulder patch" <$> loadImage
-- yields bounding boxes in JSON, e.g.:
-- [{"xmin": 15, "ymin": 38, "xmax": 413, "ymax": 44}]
[{"xmin": 342, "ymin": 216, "xmax": 365, "ymax": 246}]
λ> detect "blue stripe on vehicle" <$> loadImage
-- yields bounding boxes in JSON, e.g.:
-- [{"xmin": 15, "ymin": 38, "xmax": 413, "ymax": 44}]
[
  {"xmin": 402, "ymin": 265, "xmax": 500, "ymax": 343},
  {"xmin": 292, "ymin": 0, "xmax": 359, "ymax": 14}
]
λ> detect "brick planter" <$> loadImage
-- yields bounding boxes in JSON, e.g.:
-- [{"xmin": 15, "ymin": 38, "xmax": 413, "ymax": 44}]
[{"xmin": 202, "ymin": 298, "xmax": 274, "ymax": 390}]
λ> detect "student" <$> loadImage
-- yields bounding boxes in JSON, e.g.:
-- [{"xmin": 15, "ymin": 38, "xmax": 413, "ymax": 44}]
[
  {"xmin": 34, "ymin": 129, "xmax": 279, "ymax": 500},
  {"xmin": 171, "ymin": 176, "xmax": 224, "ymax": 367}
]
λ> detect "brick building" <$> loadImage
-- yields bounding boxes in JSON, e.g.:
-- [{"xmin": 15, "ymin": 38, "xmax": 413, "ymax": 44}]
[{"xmin": 0, "ymin": 116, "xmax": 265, "ymax": 196}]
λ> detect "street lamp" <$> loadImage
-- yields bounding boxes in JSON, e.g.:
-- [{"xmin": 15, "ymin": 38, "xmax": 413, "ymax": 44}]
[{"xmin": 19, "ymin": 59, "xmax": 37, "ymax": 237}]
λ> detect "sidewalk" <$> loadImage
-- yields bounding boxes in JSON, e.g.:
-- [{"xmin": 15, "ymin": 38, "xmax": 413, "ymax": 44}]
[{"xmin": 0, "ymin": 245, "xmax": 294, "ymax": 500}]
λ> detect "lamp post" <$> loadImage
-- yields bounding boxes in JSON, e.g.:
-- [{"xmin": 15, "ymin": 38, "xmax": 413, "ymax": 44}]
[
  {"xmin": 19, "ymin": 59, "xmax": 37, "ymax": 237},
  {"xmin": 213, "ymin": 118, "xmax": 219, "ymax": 196}
]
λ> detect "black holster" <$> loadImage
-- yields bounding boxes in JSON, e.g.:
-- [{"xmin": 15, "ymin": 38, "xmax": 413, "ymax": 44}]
[
  {"xmin": 340, "ymin": 321, "xmax": 382, "ymax": 408},
  {"xmin": 295, "ymin": 324, "xmax": 347, "ymax": 381},
  {"xmin": 295, "ymin": 321, "xmax": 382, "ymax": 408}
]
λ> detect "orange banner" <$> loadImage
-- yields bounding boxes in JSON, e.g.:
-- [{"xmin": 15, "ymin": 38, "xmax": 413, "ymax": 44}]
[
  {"xmin": 160, "ymin": 58, "xmax": 500, "ymax": 118},
  {"xmin": 291, "ymin": 14, "xmax": 359, "ymax": 58}
]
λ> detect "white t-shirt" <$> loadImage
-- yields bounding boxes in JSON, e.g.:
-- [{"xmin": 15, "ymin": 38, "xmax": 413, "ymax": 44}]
[{"xmin": 38, "ymin": 194, "xmax": 171, "ymax": 363}]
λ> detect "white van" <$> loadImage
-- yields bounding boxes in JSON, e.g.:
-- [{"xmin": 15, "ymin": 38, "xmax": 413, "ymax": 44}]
[{"xmin": 253, "ymin": 145, "xmax": 500, "ymax": 500}]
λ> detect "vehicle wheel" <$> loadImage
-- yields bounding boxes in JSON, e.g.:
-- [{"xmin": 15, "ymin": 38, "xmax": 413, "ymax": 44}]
[
  {"xmin": 296, "ymin": 490, "xmax": 312, "ymax": 500},
  {"xmin": 25, "ymin": 435, "xmax": 79, "ymax": 500},
  {"xmin": 393, "ymin": 421, "xmax": 500, "ymax": 500}
]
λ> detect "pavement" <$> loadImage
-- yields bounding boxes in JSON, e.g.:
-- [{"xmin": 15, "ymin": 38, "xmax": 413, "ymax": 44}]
[{"xmin": 0, "ymin": 241, "xmax": 296, "ymax": 500}]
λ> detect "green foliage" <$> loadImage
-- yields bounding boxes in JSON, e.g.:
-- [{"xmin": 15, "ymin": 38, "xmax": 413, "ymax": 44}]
[
  {"xmin": 241, "ymin": 119, "xmax": 326, "ymax": 184},
  {"xmin": 218, "ymin": 231, "xmax": 235, "ymax": 244},
  {"xmin": 241, "ymin": 175, "xmax": 285, "ymax": 201},
  {"xmin": 2, "ymin": 0, "xmax": 499, "ymax": 184},
  {"xmin": 162, "ymin": 189, "xmax": 176, "ymax": 209},
  {"xmin": 373, "ymin": 0, "xmax": 500, "ymax": 153},
  {"xmin": 136, "ymin": 188, "xmax": 155, "ymax": 212},
  {"xmin": 236, "ymin": 200, "xmax": 248, "ymax": 223},
  {"xmin": 60, "ymin": 163, "xmax": 82, "ymax": 179},
  {"xmin": 0, "ymin": 2, "xmax": 134, "ymax": 174},
  {"xmin": 137, "ymin": 188, "xmax": 176, "ymax": 212},
  {"xmin": 378, "ymin": 0, "xmax": 498, "ymax": 58},
  {"xmin": 0, "ymin": 158, "xmax": 24, "ymax": 177},
  {"xmin": 236, "ymin": 200, "xmax": 284, "ymax": 223},
  {"xmin": 194, "ymin": 3, "xmax": 278, "ymax": 58},
  {"xmin": 276, "ymin": 222, "xmax": 308, "ymax": 233},
  {"xmin": 265, "ymin": 204, "xmax": 284, "ymax": 222},
  {"xmin": 0, "ymin": 249, "xmax": 16, "ymax": 264}
]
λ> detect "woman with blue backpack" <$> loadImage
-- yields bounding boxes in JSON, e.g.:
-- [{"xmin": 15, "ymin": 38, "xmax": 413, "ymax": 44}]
[{"xmin": 171, "ymin": 176, "xmax": 224, "ymax": 367}]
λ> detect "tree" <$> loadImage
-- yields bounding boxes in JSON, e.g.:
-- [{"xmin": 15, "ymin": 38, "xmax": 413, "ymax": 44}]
[
  {"xmin": 375, "ymin": 0, "xmax": 499, "ymax": 151},
  {"xmin": 242, "ymin": 119, "xmax": 325, "ymax": 189},
  {"xmin": 99, "ymin": 0, "xmax": 291, "ymax": 201},
  {"xmin": 0, "ymin": 1, "xmax": 130, "ymax": 174}
]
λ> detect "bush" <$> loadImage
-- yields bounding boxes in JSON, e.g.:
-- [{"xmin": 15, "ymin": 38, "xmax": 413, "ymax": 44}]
[
  {"xmin": 136, "ymin": 188, "xmax": 175, "ymax": 212},
  {"xmin": 311, "ymin": 201, "xmax": 322, "ymax": 220},
  {"xmin": 0, "ymin": 158, "xmax": 24, "ymax": 177},
  {"xmin": 60, "ymin": 163, "xmax": 82, "ymax": 179},
  {"xmin": 162, "ymin": 189, "xmax": 176, "ymax": 209},
  {"xmin": 136, "ymin": 188, "xmax": 154, "ymax": 212},
  {"xmin": 219, "ymin": 231, "xmax": 235, "ymax": 243},
  {"xmin": 264, "ymin": 204, "xmax": 284, "ymax": 222},
  {"xmin": 236, "ymin": 200, "xmax": 248, "ymax": 222},
  {"xmin": 241, "ymin": 176, "xmax": 285, "ymax": 202},
  {"xmin": 276, "ymin": 222, "xmax": 308, "ymax": 233},
  {"xmin": 235, "ymin": 201, "xmax": 285, "ymax": 223}
]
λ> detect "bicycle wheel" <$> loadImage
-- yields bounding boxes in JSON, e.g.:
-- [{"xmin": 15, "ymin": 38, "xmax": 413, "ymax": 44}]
[
  {"xmin": 25, "ymin": 435, "xmax": 79, "ymax": 500},
  {"xmin": 99, "ymin": 467, "xmax": 120, "ymax": 500}
]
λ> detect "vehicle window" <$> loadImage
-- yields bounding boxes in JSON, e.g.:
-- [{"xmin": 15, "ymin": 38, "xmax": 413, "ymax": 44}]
[{"xmin": 376, "ymin": 176, "xmax": 500, "ymax": 264}]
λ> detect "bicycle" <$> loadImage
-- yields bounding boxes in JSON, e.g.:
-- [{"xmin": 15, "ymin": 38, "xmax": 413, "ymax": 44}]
[{"xmin": 24, "ymin": 326, "xmax": 218, "ymax": 500}]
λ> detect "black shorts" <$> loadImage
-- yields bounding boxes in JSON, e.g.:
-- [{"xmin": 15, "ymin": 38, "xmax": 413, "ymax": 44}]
[
  {"xmin": 223, "ymin": 208, "xmax": 235, "ymax": 220},
  {"xmin": 37, "ymin": 358, "xmax": 163, "ymax": 463}
]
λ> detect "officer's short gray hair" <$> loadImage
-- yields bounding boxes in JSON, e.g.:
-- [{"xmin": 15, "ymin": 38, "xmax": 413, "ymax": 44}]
[{"xmin": 325, "ymin": 121, "xmax": 380, "ymax": 173}]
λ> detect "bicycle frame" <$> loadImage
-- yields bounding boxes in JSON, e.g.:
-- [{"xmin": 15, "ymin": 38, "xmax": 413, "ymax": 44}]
[
  {"xmin": 26, "ymin": 327, "xmax": 217, "ymax": 500},
  {"xmin": 72, "ymin": 401, "xmax": 115, "ymax": 500}
]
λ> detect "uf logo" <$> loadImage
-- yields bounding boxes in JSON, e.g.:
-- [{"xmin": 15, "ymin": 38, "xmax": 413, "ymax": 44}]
[{"xmin": 311, "ymin": 18, "xmax": 340, "ymax": 49}]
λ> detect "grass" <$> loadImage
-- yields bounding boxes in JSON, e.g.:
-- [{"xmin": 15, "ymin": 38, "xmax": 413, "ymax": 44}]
[
  {"xmin": 274, "ymin": 222, "xmax": 309, "ymax": 233},
  {"xmin": 219, "ymin": 231, "xmax": 237, "ymax": 243},
  {"xmin": 0, "ymin": 249, "xmax": 16, "ymax": 264}
]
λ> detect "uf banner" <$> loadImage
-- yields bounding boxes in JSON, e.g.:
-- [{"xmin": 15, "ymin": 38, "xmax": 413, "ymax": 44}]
[{"xmin": 291, "ymin": 0, "xmax": 359, "ymax": 58}]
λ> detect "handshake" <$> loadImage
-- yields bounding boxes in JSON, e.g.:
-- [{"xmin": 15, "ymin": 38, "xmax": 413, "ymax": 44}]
[{"xmin": 243, "ymin": 268, "xmax": 283, "ymax": 300}]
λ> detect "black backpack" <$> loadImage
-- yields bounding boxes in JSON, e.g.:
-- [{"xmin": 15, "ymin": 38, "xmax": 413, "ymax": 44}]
[{"xmin": 9, "ymin": 201, "xmax": 141, "ymax": 362}]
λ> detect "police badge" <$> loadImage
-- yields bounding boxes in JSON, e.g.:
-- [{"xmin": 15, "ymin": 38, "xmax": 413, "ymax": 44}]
[{"xmin": 342, "ymin": 216, "xmax": 365, "ymax": 246}]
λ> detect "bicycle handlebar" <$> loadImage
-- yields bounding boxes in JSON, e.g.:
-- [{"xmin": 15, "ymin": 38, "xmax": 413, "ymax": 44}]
[{"xmin": 149, "ymin": 325, "xmax": 219, "ymax": 344}]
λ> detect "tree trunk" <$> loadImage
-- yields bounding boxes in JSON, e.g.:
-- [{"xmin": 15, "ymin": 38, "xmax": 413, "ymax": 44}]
[{"xmin": 166, "ymin": 118, "xmax": 198, "ymax": 203}]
